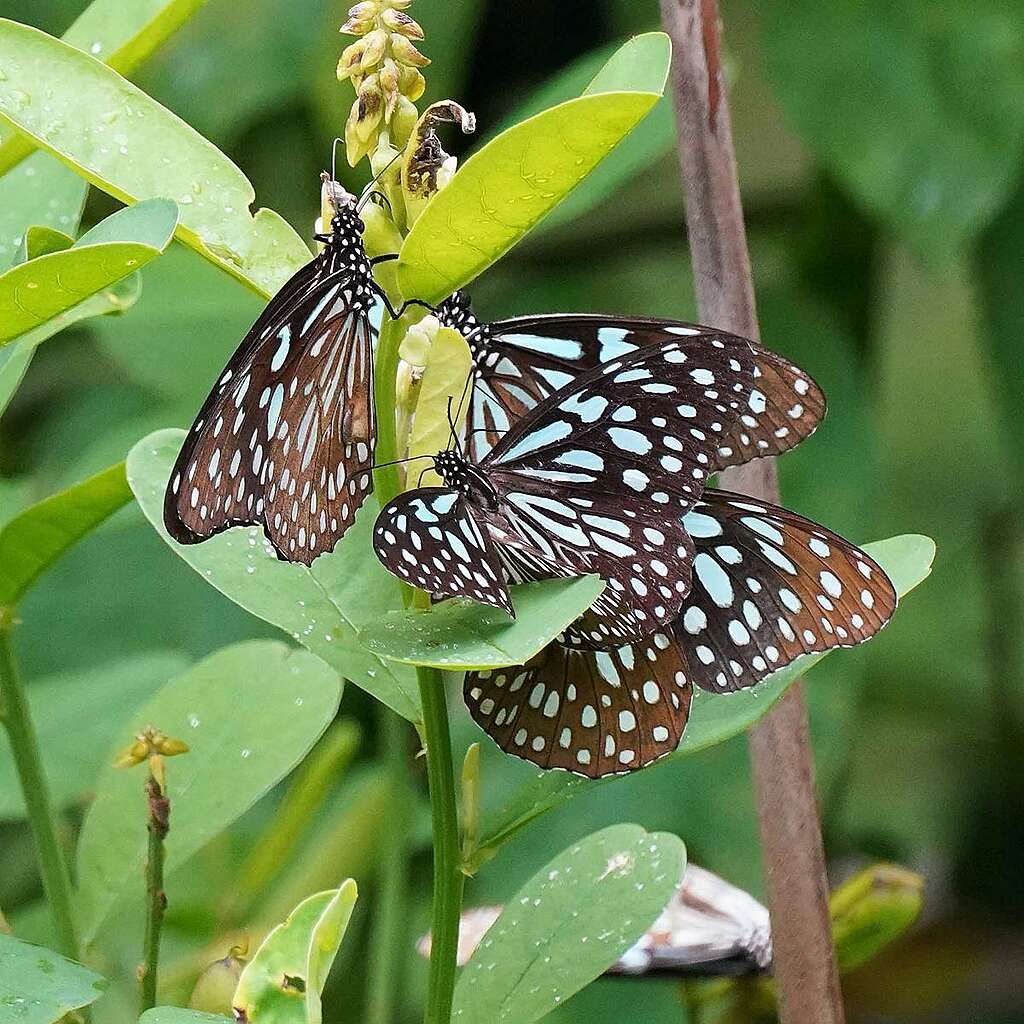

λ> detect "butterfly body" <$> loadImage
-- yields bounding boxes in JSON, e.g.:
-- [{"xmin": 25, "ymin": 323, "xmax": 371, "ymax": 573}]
[{"xmin": 164, "ymin": 188, "xmax": 384, "ymax": 566}]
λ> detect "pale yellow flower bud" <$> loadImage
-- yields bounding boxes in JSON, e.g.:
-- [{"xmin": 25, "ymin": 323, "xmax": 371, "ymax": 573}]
[
  {"xmin": 381, "ymin": 8, "xmax": 424, "ymax": 39},
  {"xmin": 337, "ymin": 40, "xmax": 365, "ymax": 82},
  {"xmin": 390, "ymin": 34, "xmax": 430, "ymax": 67},
  {"xmin": 360, "ymin": 28, "xmax": 388, "ymax": 71},
  {"xmin": 398, "ymin": 64, "xmax": 426, "ymax": 101}
]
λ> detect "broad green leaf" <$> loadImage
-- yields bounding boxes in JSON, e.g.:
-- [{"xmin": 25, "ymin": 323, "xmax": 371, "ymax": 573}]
[
  {"xmin": 0, "ymin": 933, "xmax": 106, "ymax": 1022},
  {"xmin": 359, "ymin": 577, "xmax": 605, "ymax": 671},
  {"xmin": 0, "ymin": 274, "xmax": 140, "ymax": 417},
  {"xmin": 127, "ymin": 430, "xmax": 420, "ymax": 722},
  {"xmin": 140, "ymin": 1011, "xmax": 231, "ymax": 1024},
  {"xmin": 0, "ymin": 149, "xmax": 87, "ymax": 270},
  {"xmin": 16, "ymin": 224, "xmax": 74, "ymax": 262},
  {"xmin": 0, "ymin": 651, "xmax": 189, "ymax": 820},
  {"xmin": 0, "ymin": 198, "xmax": 176, "ymax": 345},
  {"xmin": 764, "ymin": 0, "xmax": 1024, "ymax": 262},
  {"xmin": 0, "ymin": 19, "xmax": 311, "ymax": 298},
  {"xmin": 75, "ymin": 640, "xmax": 342, "ymax": 944},
  {"xmin": 0, "ymin": 0, "xmax": 210, "ymax": 174},
  {"xmin": 452, "ymin": 824, "xmax": 685, "ymax": 1024},
  {"xmin": 405, "ymin": 322, "xmax": 473, "ymax": 486},
  {"xmin": 398, "ymin": 34, "xmax": 671, "ymax": 303},
  {"xmin": 0, "ymin": 461, "xmax": 131, "ymax": 609},
  {"xmin": 233, "ymin": 881, "xmax": 358, "ymax": 1024},
  {"xmin": 475, "ymin": 535, "xmax": 936, "ymax": 855}
]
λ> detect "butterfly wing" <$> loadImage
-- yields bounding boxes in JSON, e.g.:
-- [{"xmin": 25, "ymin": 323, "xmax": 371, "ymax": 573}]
[
  {"xmin": 464, "ymin": 628, "xmax": 693, "ymax": 777},
  {"xmin": 454, "ymin": 310, "xmax": 824, "ymax": 465},
  {"xmin": 164, "ymin": 242, "xmax": 381, "ymax": 565},
  {"xmin": 372, "ymin": 487, "xmax": 514, "ymax": 615},
  {"xmin": 676, "ymin": 489, "xmax": 897, "ymax": 693}
]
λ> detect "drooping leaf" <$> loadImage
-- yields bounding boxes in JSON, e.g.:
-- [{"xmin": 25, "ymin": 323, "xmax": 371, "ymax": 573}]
[
  {"xmin": 232, "ymin": 881, "xmax": 358, "ymax": 1024},
  {"xmin": 475, "ymin": 534, "xmax": 936, "ymax": 855},
  {"xmin": 359, "ymin": 577, "xmax": 606, "ymax": 671},
  {"xmin": 0, "ymin": 932, "xmax": 106, "ymax": 1022},
  {"xmin": 0, "ymin": 0, "xmax": 211, "ymax": 174},
  {"xmin": 0, "ymin": 461, "xmax": 132, "ymax": 609},
  {"xmin": 405, "ymin": 322, "xmax": 473, "ymax": 487},
  {"xmin": 0, "ymin": 651, "xmax": 189, "ymax": 820},
  {"xmin": 0, "ymin": 19, "xmax": 311, "ymax": 298},
  {"xmin": 397, "ymin": 33, "xmax": 671, "ymax": 303},
  {"xmin": 0, "ymin": 149, "xmax": 88, "ymax": 270},
  {"xmin": 126, "ymin": 429, "xmax": 420, "ymax": 722},
  {"xmin": 452, "ymin": 824, "xmax": 685, "ymax": 1024},
  {"xmin": 0, "ymin": 197, "xmax": 176, "ymax": 345},
  {"xmin": 763, "ymin": 0, "xmax": 1024, "ymax": 262},
  {"xmin": 75, "ymin": 640, "xmax": 342, "ymax": 944}
]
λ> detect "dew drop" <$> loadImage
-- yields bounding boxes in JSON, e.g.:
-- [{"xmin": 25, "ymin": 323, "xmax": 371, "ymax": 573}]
[
  {"xmin": 240, "ymin": 748, "xmax": 251, "ymax": 759},
  {"xmin": 90, "ymin": 41, "xmax": 102, "ymax": 54}
]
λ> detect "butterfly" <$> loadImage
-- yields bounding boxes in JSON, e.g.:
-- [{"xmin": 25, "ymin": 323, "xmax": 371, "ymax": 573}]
[
  {"xmin": 164, "ymin": 181, "xmax": 389, "ymax": 565},
  {"xmin": 436, "ymin": 291, "xmax": 825, "ymax": 463},
  {"xmin": 463, "ymin": 488, "xmax": 896, "ymax": 776},
  {"xmin": 373, "ymin": 331, "xmax": 762, "ymax": 646}
]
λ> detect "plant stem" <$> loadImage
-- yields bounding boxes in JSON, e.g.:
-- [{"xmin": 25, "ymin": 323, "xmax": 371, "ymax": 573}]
[
  {"xmin": 657, "ymin": 2, "xmax": 844, "ymax": 1022},
  {"xmin": 140, "ymin": 772, "xmax": 169, "ymax": 1012},
  {"xmin": 418, "ymin": 664, "xmax": 464, "ymax": 1024},
  {"xmin": 0, "ymin": 621, "xmax": 79, "ymax": 960},
  {"xmin": 366, "ymin": 705, "xmax": 411, "ymax": 1024}
]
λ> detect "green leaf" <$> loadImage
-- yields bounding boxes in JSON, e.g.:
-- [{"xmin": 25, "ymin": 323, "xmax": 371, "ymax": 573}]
[
  {"xmin": 397, "ymin": 34, "xmax": 671, "ymax": 304},
  {"xmin": 0, "ymin": 0, "xmax": 211, "ymax": 175},
  {"xmin": 0, "ymin": 461, "xmax": 131, "ymax": 609},
  {"xmin": 233, "ymin": 880, "xmax": 358, "ymax": 1024},
  {"xmin": 75, "ymin": 639, "xmax": 342, "ymax": 945},
  {"xmin": 405, "ymin": 322, "xmax": 473, "ymax": 486},
  {"xmin": 0, "ymin": 19, "xmax": 311, "ymax": 298},
  {"xmin": 140, "ymin": 1011, "xmax": 231, "ymax": 1024},
  {"xmin": 763, "ymin": 0, "xmax": 1024, "ymax": 262},
  {"xmin": 0, "ymin": 932, "xmax": 106, "ymax": 1022},
  {"xmin": 359, "ymin": 576, "xmax": 606, "ymax": 671},
  {"xmin": 452, "ymin": 824, "xmax": 685, "ymax": 1024},
  {"xmin": 0, "ymin": 149, "xmax": 87, "ymax": 270},
  {"xmin": 475, "ymin": 534, "xmax": 936, "ymax": 855},
  {"xmin": 0, "ymin": 197, "xmax": 177, "ymax": 346},
  {"xmin": 16, "ymin": 224, "xmax": 74, "ymax": 262},
  {"xmin": 126, "ymin": 429, "xmax": 420, "ymax": 722},
  {"xmin": 0, "ymin": 651, "xmax": 189, "ymax": 820}
]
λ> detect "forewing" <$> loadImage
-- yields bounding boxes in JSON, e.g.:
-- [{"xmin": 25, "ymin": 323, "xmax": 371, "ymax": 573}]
[
  {"xmin": 484, "ymin": 333, "xmax": 757, "ymax": 511},
  {"xmin": 676, "ymin": 489, "xmax": 897, "ymax": 693},
  {"xmin": 472, "ymin": 314, "xmax": 823, "ymax": 465},
  {"xmin": 464, "ymin": 629, "xmax": 693, "ymax": 777},
  {"xmin": 164, "ymin": 251, "xmax": 380, "ymax": 565},
  {"xmin": 372, "ymin": 488, "xmax": 514, "ymax": 616}
]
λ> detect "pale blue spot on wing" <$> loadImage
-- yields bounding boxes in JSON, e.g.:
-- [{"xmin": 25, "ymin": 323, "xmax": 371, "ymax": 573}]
[
  {"xmin": 694, "ymin": 552, "xmax": 734, "ymax": 608},
  {"xmin": 504, "ymin": 332, "xmax": 583, "ymax": 359}
]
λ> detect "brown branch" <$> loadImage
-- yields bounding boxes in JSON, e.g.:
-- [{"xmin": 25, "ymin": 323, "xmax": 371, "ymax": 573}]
[{"xmin": 657, "ymin": 2, "xmax": 844, "ymax": 1022}]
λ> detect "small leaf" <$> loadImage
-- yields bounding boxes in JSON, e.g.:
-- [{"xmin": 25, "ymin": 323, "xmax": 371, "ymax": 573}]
[
  {"xmin": 0, "ymin": 150, "xmax": 87, "ymax": 271},
  {"xmin": 359, "ymin": 576, "xmax": 605, "ymax": 670},
  {"xmin": 0, "ymin": 932, "xmax": 106, "ymax": 1023},
  {"xmin": 140, "ymin": 1011, "xmax": 231, "ymax": 1024},
  {"xmin": 127, "ymin": 430, "xmax": 420, "ymax": 722},
  {"xmin": 406, "ymin": 322, "xmax": 473, "ymax": 485},
  {"xmin": 75, "ymin": 640, "xmax": 342, "ymax": 944},
  {"xmin": 476, "ymin": 534, "xmax": 936, "ymax": 854},
  {"xmin": 0, "ymin": 0, "xmax": 212, "ymax": 175},
  {"xmin": 397, "ymin": 34, "xmax": 670, "ymax": 303},
  {"xmin": 452, "ymin": 824, "xmax": 685, "ymax": 1024},
  {"xmin": 16, "ymin": 225, "xmax": 74, "ymax": 262},
  {"xmin": 0, "ymin": 651, "xmax": 189, "ymax": 820},
  {"xmin": 232, "ymin": 881, "xmax": 358, "ymax": 1024},
  {"xmin": 0, "ymin": 19, "xmax": 311, "ymax": 298},
  {"xmin": 0, "ymin": 461, "xmax": 131, "ymax": 609},
  {"xmin": 0, "ymin": 198, "xmax": 177, "ymax": 346}
]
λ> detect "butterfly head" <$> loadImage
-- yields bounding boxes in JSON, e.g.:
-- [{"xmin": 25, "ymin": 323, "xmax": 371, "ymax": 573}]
[
  {"xmin": 434, "ymin": 449, "xmax": 498, "ymax": 508},
  {"xmin": 437, "ymin": 291, "xmax": 493, "ymax": 370}
]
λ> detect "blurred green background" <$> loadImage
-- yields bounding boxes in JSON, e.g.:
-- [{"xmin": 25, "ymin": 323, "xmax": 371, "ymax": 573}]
[{"xmin": 1, "ymin": 0, "xmax": 1022, "ymax": 1021}]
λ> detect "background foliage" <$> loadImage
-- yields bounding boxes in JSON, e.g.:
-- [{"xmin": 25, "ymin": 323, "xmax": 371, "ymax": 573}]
[{"xmin": 1, "ymin": 0, "xmax": 1021, "ymax": 1021}]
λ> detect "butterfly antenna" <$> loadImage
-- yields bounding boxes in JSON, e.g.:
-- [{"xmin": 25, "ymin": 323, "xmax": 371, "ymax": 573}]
[
  {"xmin": 357, "ymin": 149, "xmax": 404, "ymax": 212},
  {"xmin": 445, "ymin": 396, "xmax": 461, "ymax": 454},
  {"xmin": 369, "ymin": 453, "xmax": 435, "ymax": 472},
  {"xmin": 331, "ymin": 137, "xmax": 342, "ymax": 187}
]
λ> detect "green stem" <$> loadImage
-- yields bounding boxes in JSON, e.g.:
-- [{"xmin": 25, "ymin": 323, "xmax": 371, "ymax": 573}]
[
  {"xmin": 366, "ymin": 706, "xmax": 411, "ymax": 1024},
  {"xmin": 140, "ymin": 773, "xmax": 169, "ymax": 1012},
  {"xmin": 0, "ymin": 621, "xmax": 79, "ymax": 959},
  {"xmin": 418, "ymin": 664, "xmax": 464, "ymax": 1024}
]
